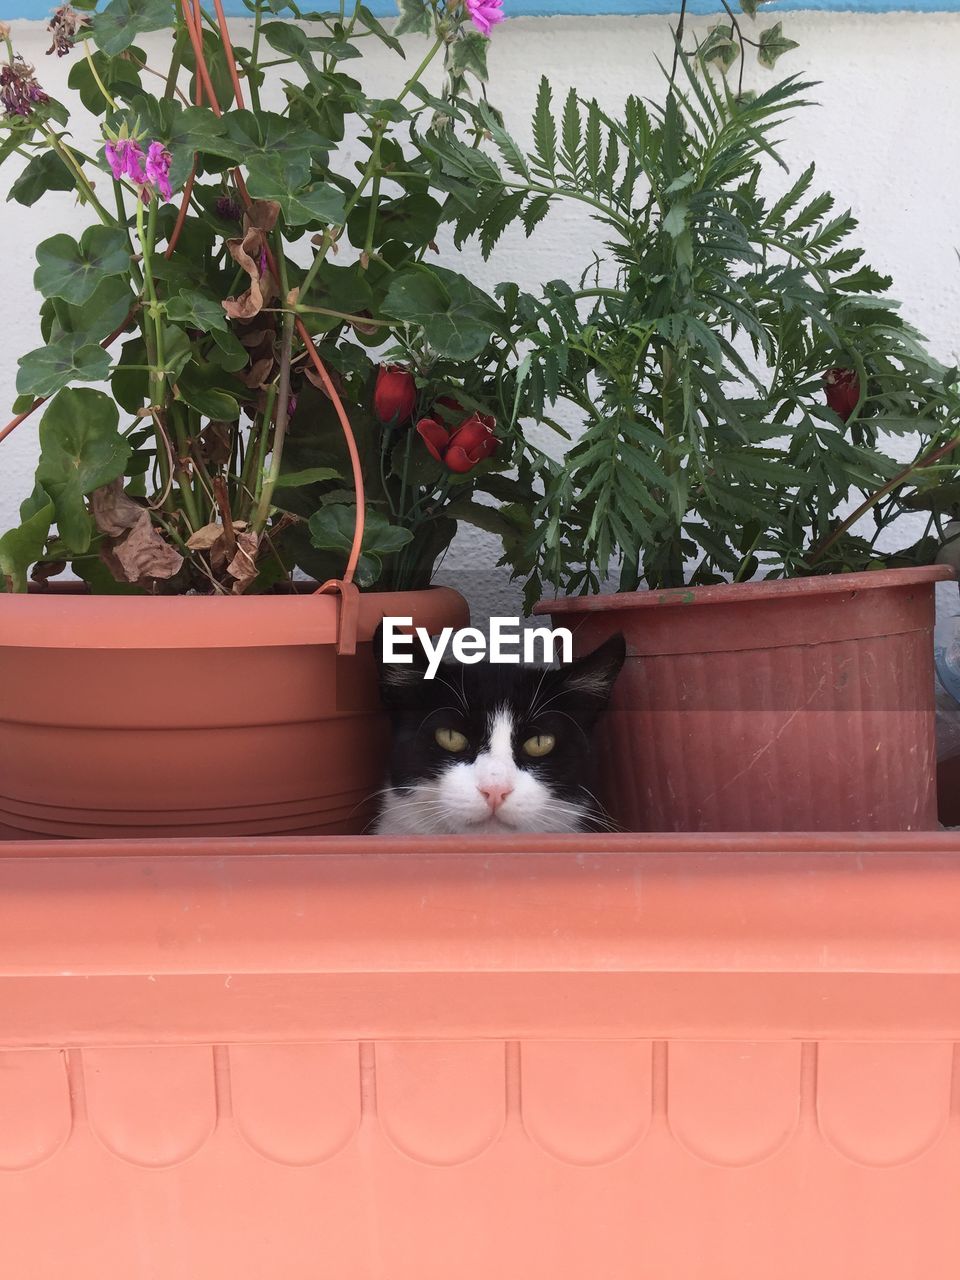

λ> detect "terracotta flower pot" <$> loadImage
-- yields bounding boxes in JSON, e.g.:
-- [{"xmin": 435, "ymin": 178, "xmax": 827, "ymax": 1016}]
[
  {"xmin": 0, "ymin": 585, "xmax": 467, "ymax": 839},
  {"xmin": 535, "ymin": 566, "xmax": 954, "ymax": 832}
]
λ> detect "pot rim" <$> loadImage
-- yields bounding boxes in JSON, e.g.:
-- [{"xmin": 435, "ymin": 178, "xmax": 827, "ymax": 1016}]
[
  {"xmin": 0, "ymin": 584, "xmax": 467, "ymax": 650},
  {"xmin": 532, "ymin": 565, "xmax": 955, "ymax": 616}
]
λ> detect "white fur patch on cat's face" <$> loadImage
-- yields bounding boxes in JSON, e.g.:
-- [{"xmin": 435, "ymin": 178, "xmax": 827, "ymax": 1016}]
[{"xmin": 376, "ymin": 705, "xmax": 590, "ymax": 836}]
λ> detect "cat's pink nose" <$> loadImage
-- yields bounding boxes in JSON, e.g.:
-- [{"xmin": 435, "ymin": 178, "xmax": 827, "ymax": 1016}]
[{"xmin": 479, "ymin": 782, "xmax": 513, "ymax": 812}]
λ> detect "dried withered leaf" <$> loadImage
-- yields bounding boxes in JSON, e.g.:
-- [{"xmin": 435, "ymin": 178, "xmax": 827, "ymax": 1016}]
[
  {"xmin": 113, "ymin": 511, "xmax": 184, "ymax": 583},
  {"xmin": 222, "ymin": 228, "xmax": 274, "ymax": 321},
  {"xmin": 304, "ymin": 364, "xmax": 346, "ymax": 402},
  {"xmin": 239, "ymin": 328, "xmax": 270, "ymax": 350},
  {"xmin": 30, "ymin": 560, "xmax": 66, "ymax": 585},
  {"xmin": 186, "ymin": 522, "xmax": 224, "ymax": 551},
  {"xmin": 198, "ymin": 421, "xmax": 232, "ymax": 466},
  {"xmin": 227, "ymin": 530, "xmax": 259, "ymax": 595},
  {"xmin": 239, "ymin": 356, "xmax": 274, "ymax": 389},
  {"xmin": 245, "ymin": 200, "xmax": 280, "ymax": 233},
  {"xmin": 91, "ymin": 478, "xmax": 143, "ymax": 537}
]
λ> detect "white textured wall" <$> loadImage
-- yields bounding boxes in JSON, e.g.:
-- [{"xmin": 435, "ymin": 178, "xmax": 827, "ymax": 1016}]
[{"xmin": 3, "ymin": 13, "xmax": 959, "ymax": 617}]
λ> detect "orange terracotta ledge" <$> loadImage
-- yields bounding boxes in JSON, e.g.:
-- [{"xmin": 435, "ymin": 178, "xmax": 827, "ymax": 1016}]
[{"xmin": 1, "ymin": 831, "xmax": 960, "ymax": 1279}]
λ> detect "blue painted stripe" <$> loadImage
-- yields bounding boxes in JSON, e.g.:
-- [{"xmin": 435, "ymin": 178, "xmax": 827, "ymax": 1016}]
[{"xmin": 6, "ymin": 0, "xmax": 959, "ymax": 19}]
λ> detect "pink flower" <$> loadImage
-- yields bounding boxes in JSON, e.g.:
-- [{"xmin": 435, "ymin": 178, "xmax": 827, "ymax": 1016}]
[
  {"xmin": 464, "ymin": 0, "xmax": 504, "ymax": 36},
  {"xmin": 104, "ymin": 137, "xmax": 172, "ymax": 202},
  {"xmin": 105, "ymin": 138, "xmax": 146, "ymax": 186},
  {"xmin": 145, "ymin": 141, "xmax": 172, "ymax": 201}
]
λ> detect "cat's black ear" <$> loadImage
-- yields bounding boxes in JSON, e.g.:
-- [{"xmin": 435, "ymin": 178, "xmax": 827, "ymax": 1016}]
[
  {"xmin": 374, "ymin": 621, "xmax": 430, "ymax": 707},
  {"xmin": 556, "ymin": 633, "xmax": 626, "ymax": 714}
]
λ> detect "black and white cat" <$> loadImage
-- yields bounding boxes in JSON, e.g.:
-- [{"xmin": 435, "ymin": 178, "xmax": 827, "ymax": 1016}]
[{"xmin": 373, "ymin": 630, "xmax": 626, "ymax": 835}]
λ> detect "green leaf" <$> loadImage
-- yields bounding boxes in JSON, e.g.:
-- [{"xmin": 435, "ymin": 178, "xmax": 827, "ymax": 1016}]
[
  {"xmin": 701, "ymin": 23, "xmax": 740, "ymax": 71},
  {"xmin": 560, "ymin": 88, "xmax": 582, "ymax": 176},
  {"xmin": 757, "ymin": 22, "xmax": 800, "ymax": 69},
  {"xmin": 533, "ymin": 76, "xmax": 557, "ymax": 176},
  {"xmin": 8, "ymin": 151, "xmax": 75, "ymax": 207},
  {"xmin": 448, "ymin": 31, "xmax": 489, "ymax": 82},
  {"xmin": 442, "ymin": 498, "xmax": 518, "ymax": 540},
  {"xmin": 36, "ymin": 389, "xmax": 130, "ymax": 554},
  {"xmin": 48, "ymin": 275, "xmax": 134, "ymax": 343},
  {"xmin": 245, "ymin": 155, "xmax": 346, "ymax": 226},
  {"xmin": 662, "ymin": 202, "xmax": 688, "ymax": 238},
  {"xmin": 0, "ymin": 485, "xmax": 55, "ymax": 593},
  {"xmin": 309, "ymin": 504, "xmax": 413, "ymax": 557},
  {"xmin": 260, "ymin": 20, "xmax": 360, "ymax": 62},
  {"xmin": 68, "ymin": 46, "xmax": 142, "ymax": 115},
  {"xmin": 34, "ymin": 227, "xmax": 131, "ymax": 307},
  {"xmin": 16, "ymin": 336, "xmax": 112, "ymax": 398},
  {"xmin": 275, "ymin": 467, "xmax": 342, "ymax": 488},
  {"xmin": 739, "ymin": 0, "xmax": 758, "ymax": 16},
  {"xmin": 356, "ymin": 5, "xmax": 404, "ymax": 53},
  {"xmin": 165, "ymin": 289, "xmax": 229, "ymax": 333},
  {"xmin": 93, "ymin": 0, "xmax": 174, "ymax": 56},
  {"xmin": 394, "ymin": 0, "xmax": 431, "ymax": 36},
  {"xmin": 176, "ymin": 364, "xmax": 242, "ymax": 421},
  {"xmin": 383, "ymin": 265, "xmax": 502, "ymax": 361}
]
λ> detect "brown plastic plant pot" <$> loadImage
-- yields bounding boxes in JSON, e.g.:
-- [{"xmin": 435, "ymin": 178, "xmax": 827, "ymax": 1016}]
[
  {"xmin": 534, "ymin": 566, "xmax": 954, "ymax": 833},
  {"xmin": 0, "ymin": 585, "xmax": 467, "ymax": 840},
  {"xmin": 0, "ymin": 831, "xmax": 960, "ymax": 1279}
]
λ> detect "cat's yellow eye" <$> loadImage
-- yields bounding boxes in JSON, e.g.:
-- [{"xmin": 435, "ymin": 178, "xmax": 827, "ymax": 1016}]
[
  {"xmin": 435, "ymin": 727, "xmax": 469, "ymax": 753},
  {"xmin": 522, "ymin": 733, "xmax": 556, "ymax": 758}
]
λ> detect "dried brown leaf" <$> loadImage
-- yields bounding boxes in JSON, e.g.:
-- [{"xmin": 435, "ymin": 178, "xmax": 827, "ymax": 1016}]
[
  {"xmin": 226, "ymin": 530, "xmax": 259, "ymax": 595},
  {"xmin": 222, "ymin": 228, "xmax": 275, "ymax": 321},
  {"xmin": 198, "ymin": 421, "xmax": 232, "ymax": 466},
  {"xmin": 30, "ymin": 560, "xmax": 66, "ymax": 585},
  {"xmin": 113, "ymin": 512, "xmax": 184, "ymax": 583},
  {"xmin": 186, "ymin": 522, "xmax": 224, "ymax": 551},
  {"xmin": 245, "ymin": 200, "xmax": 280, "ymax": 233},
  {"xmin": 90, "ymin": 478, "xmax": 143, "ymax": 537},
  {"xmin": 239, "ymin": 356, "xmax": 274, "ymax": 389}
]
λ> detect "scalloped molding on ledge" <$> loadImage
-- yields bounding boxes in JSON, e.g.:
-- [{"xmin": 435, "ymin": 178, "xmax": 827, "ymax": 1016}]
[{"xmin": 2, "ymin": 837, "xmax": 960, "ymax": 1276}]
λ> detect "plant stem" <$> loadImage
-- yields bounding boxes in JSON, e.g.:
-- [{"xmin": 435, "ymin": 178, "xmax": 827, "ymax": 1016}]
[
  {"xmin": 82, "ymin": 39, "xmax": 117, "ymax": 108},
  {"xmin": 40, "ymin": 127, "xmax": 114, "ymax": 225},
  {"xmin": 299, "ymin": 35, "xmax": 445, "ymax": 303},
  {"xmin": 253, "ymin": 310, "xmax": 295, "ymax": 533},
  {"xmin": 241, "ymin": 382, "xmax": 276, "ymax": 516},
  {"xmin": 248, "ymin": 0, "xmax": 265, "ymax": 111}
]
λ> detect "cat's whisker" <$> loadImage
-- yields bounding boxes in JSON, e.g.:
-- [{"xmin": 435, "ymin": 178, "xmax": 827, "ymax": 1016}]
[{"xmin": 372, "ymin": 635, "xmax": 625, "ymax": 837}]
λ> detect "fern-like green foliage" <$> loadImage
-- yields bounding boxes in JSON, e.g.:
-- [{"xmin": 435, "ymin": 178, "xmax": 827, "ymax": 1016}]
[{"xmin": 419, "ymin": 53, "xmax": 960, "ymax": 597}]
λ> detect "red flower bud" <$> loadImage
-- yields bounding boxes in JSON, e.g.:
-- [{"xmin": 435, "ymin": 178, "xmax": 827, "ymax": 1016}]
[
  {"xmin": 416, "ymin": 411, "xmax": 499, "ymax": 474},
  {"xmin": 373, "ymin": 364, "xmax": 417, "ymax": 426},
  {"xmin": 823, "ymin": 367, "xmax": 860, "ymax": 422}
]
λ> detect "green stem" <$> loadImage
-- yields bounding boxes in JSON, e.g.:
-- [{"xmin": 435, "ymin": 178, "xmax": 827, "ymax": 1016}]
[
  {"xmin": 253, "ymin": 311, "xmax": 296, "ymax": 533},
  {"xmin": 246, "ymin": 382, "xmax": 278, "ymax": 517},
  {"xmin": 165, "ymin": 26, "xmax": 188, "ymax": 98},
  {"xmin": 82, "ymin": 40, "xmax": 117, "ymax": 108},
  {"xmin": 248, "ymin": 0, "xmax": 265, "ymax": 112},
  {"xmin": 40, "ymin": 128, "xmax": 114, "ymax": 226},
  {"xmin": 362, "ymin": 130, "xmax": 383, "ymax": 259},
  {"xmin": 299, "ymin": 35, "xmax": 445, "ymax": 303}
]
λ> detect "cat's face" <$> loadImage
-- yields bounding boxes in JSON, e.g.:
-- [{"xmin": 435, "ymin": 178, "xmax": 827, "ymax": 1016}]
[{"xmin": 374, "ymin": 632, "xmax": 626, "ymax": 836}]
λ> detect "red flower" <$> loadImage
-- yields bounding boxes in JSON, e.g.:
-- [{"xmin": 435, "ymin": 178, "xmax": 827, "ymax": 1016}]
[
  {"xmin": 823, "ymin": 367, "xmax": 860, "ymax": 422},
  {"xmin": 416, "ymin": 412, "xmax": 499, "ymax": 474},
  {"xmin": 373, "ymin": 364, "xmax": 417, "ymax": 426}
]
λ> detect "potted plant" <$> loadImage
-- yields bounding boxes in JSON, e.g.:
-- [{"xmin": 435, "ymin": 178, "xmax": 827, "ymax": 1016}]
[
  {"xmin": 427, "ymin": 50, "xmax": 959, "ymax": 831},
  {"xmin": 0, "ymin": 0, "xmax": 523, "ymax": 839}
]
